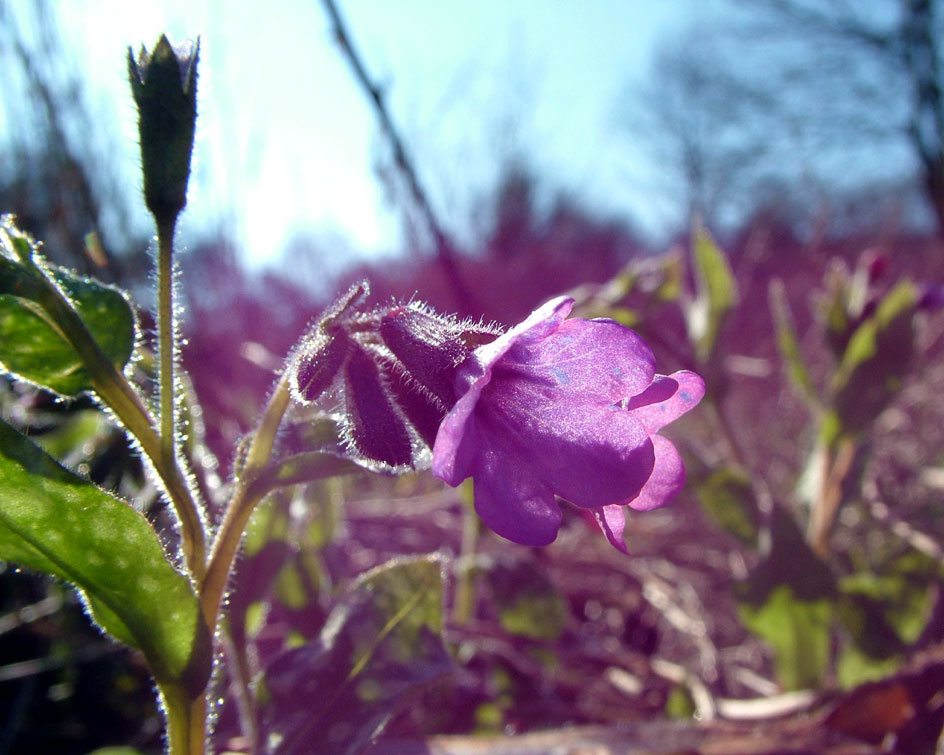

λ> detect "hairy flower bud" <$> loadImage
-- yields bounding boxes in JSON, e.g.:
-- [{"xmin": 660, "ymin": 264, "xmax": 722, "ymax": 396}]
[
  {"xmin": 287, "ymin": 286, "xmax": 500, "ymax": 470},
  {"xmin": 343, "ymin": 346, "xmax": 413, "ymax": 468},
  {"xmin": 380, "ymin": 305, "xmax": 495, "ymax": 408},
  {"xmin": 378, "ymin": 357, "xmax": 447, "ymax": 449},
  {"xmin": 128, "ymin": 35, "xmax": 199, "ymax": 229},
  {"xmin": 291, "ymin": 333, "xmax": 349, "ymax": 405}
]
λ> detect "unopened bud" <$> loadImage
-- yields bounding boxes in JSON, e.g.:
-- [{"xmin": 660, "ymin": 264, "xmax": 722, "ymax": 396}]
[
  {"xmin": 128, "ymin": 35, "xmax": 199, "ymax": 229},
  {"xmin": 343, "ymin": 346, "xmax": 413, "ymax": 469},
  {"xmin": 380, "ymin": 304, "xmax": 499, "ymax": 408},
  {"xmin": 290, "ymin": 333, "xmax": 349, "ymax": 405},
  {"xmin": 379, "ymin": 357, "xmax": 445, "ymax": 449}
]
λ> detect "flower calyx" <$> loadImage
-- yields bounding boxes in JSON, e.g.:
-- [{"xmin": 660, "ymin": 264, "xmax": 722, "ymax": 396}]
[
  {"xmin": 288, "ymin": 283, "xmax": 501, "ymax": 471},
  {"xmin": 128, "ymin": 35, "xmax": 199, "ymax": 230}
]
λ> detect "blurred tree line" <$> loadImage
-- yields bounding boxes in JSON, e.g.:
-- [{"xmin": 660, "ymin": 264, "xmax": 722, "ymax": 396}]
[{"xmin": 633, "ymin": 0, "xmax": 944, "ymax": 241}]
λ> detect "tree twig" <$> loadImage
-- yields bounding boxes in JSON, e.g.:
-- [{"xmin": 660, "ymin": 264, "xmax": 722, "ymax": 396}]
[{"xmin": 319, "ymin": 0, "xmax": 474, "ymax": 311}]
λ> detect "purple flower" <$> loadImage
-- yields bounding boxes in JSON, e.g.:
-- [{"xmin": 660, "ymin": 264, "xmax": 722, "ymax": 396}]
[{"xmin": 431, "ymin": 296, "xmax": 704, "ymax": 551}]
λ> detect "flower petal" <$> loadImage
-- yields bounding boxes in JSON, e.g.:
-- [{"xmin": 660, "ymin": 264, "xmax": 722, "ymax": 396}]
[
  {"xmin": 432, "ymin": 381, "xmax": 488, "ymax": 486},
  {"xmin": 499, "ymin": 317, "xmax": 657, "ymax": 404},
  {"xmin": 476, "ymin": 381, "xmax": 656, "ymax": 509},
  {"xmin": 592, "ymin": 505, "xmax": 628, "ymax": 553},
  {"xmin": 623, "ymin": 434, "xmax": 685, "ymax": 511},
  {"xmin": 469, "ymin": 296, "xmax": 574, "ymax": 377},
  {"xmin": 624, "ymin": 370, "xmax": 706, "ymax": 433},
  {"xmin": 471, "ymin": 447, "xmax": 563, "ymax": 546},
  {"xmin": 433, "ymin": 297, "xmax": 576, "ymax": 486}
]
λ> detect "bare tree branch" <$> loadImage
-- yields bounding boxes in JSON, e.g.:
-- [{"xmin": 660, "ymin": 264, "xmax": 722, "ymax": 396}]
[{"xmin": 319, "ymin": 0, "xmax": 474, "ymax": 310}]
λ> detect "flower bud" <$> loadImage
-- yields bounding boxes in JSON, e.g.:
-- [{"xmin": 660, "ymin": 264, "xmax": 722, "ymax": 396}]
[
  {"xmin": 378, "ymin": 357, "xmax": 446, "ymax": 449},
  {"xmin": 380, "ymin": 304, "xmax": 499, "ymax": 409},
  {"xmin": 286, "ymin": 287, "xmax": 500, "ymax": 470},
  {"xmin": 343, "ymin": 346, "xmax": 413, "ymax": 469},
  {"xmin": 128, "ymin": 35, "xmax": 199, "ymax": 229},
  {"xmin": 290, "ymin": 333, "xmax": 349, "ymax": 405}
]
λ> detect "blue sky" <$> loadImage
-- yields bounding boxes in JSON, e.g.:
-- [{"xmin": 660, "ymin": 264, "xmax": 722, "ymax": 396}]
[{"xmin": 27, "ymin": 1, "xmax": 712, "ymax": 267}]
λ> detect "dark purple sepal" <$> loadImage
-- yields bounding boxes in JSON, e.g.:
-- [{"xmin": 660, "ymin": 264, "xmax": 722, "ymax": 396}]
[
  {"xmin": 379, "ymin": 305, "xmax": 472, "ymax": 407},
  {"xmin": 379, "ymin": 357, "xmax": 446, "ymax": 451},
  {"xmin": 343, "ymin": 346, "xmax": 413, "ymax": 468},
  {"xmin": 290, "ymin": 333, "xmax": 348, "ymax": 405}
]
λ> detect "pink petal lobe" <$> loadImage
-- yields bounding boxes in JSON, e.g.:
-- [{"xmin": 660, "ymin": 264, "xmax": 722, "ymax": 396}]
[
  {"xmin": 593, "ymin": 505, "xmax": 628, "ymax": 553},
  {"xmin": 625, "ymin": 370, "xmax": 706, "ymax": 433},
  {"xmin": 477, "ymin": 381, "xmax": 656, "ymax": 509},
  {"xmin": 624, "ymin": 435, "xmax": 685, "ymax": 511}
]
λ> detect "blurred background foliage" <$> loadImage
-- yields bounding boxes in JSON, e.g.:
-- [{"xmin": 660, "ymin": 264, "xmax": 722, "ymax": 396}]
[{"xmin": 1, "ymin": 0, "xmax": 944, "ymax": 753}]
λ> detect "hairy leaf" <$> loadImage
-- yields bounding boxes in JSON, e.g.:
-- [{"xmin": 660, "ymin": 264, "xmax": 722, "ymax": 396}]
[
  {"xmin": 261, "ymin": 554, "xmax": 453, "ymax": 755},
  {"xmin": 0, "ymin": 224, "xmax": 136, "ymax": 396},
  {"xmin": 0, "ymin": 419, "xmax": 210, "ymax": 692}
]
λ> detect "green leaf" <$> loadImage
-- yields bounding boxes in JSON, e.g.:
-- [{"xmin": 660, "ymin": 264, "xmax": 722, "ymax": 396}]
[
  {"xmin": 832, "ymin": 282, "xmax": 918, "ymax": 433},
  {"xmin": 695, "ymin": 466, "xmax": 759, "ymax": 545},
  {"xmin": 0, "ymin": 419, "xmax": 210, "ymax": 693},
  {"xmin": 836, "ymin": 643, "xmax": 902, "ymax": 688},
  {"xmin": 769, "ymin": 278, "xmax": 819, "ymax": 409},
  {"xmin": 838, "ymin": 552, "xmax": 937, "ymax": 656},
  {"xmin": 0, "ymin": 227, "xmax": 136, "ymax": 396},
  {"xmin": 739, "ymin": 586, "xmax": 832, "ymax": 690},
  {"xmin": 737, "ymin": 506, "xmax": 836, "ymax": 690},
  {"xmin": 664, "ymin": 684, "xmax": 697, "ymax": 719},
  {"xmin": 687, "ymin": 224, "xmax": 737, "ymax": 361},
  {"xmin": 833, "ymin": 282, "xmax": 917, "ymax": 389},
  {"xmin": 489, "ymin": 558, "xmax": 566, "ymax": 641},
  {"xmin": 261, "ymin": 554, "xmax": 452, "ymax": 754}
]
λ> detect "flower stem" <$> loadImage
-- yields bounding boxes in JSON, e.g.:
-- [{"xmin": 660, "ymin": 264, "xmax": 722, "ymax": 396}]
[
  {"xmin": 161, "ymin": 683, "xmax": 207, "ymax": 755},
  {"xmin": 452, "ymin": 484, "xmax": 480, "ymax": 625},
  {"xmin": 200, "ymin": 372, "xmax": 292, "ymax": 627},
  {"xmin": 157, "ymin": 218, "xmax": 178, "ymax": 478},
  {"xmin": 29, "ymin": 258, "xmax": 207, "ymax": 577}
]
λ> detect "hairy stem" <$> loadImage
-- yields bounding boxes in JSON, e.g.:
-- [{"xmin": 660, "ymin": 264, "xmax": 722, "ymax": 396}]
[
  {"xmin": 157, "ymin": 218, "xmax": 178, "ymax": 478},
  {"xmin": 200, "ymin": 372, "xmax": 292, "ymax": 627},
  {"xmin": 161, "ymin": 684, "xmax": 206, "ymax": 755},
  {"xmin": 31, "ymin": 259, "xmax": 207, "ymax": 576}
]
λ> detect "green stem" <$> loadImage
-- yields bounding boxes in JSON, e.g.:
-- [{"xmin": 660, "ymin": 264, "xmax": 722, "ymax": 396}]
[
  {"xmin": 219, "ymin": 622, "xmax": 260, "ymax": 753},
  {"xmin": 200, "ymin": 372, "xmax": 292, "ymax": 627},
  {"xmin": 452, "ymin": 484, "xmax": 480, "ymax": 626},
  {"xmin": 31, "ymin": 260, "xmax": 207, "ymax": 577},
  {"xmin": 161, "ymin": 683, "xmax": 206, "ymax": 755},
  {"xmin": 157, "ymin": 219, "xmax": 177, "ymax": 478}
]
